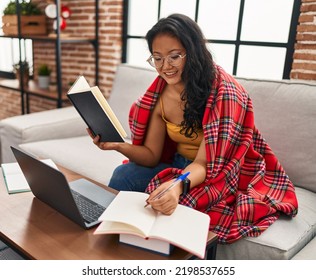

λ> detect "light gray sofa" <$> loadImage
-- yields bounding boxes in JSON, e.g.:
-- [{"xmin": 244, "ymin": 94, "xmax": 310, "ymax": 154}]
[{"xmin": 0, "ymin": 64, "xmax": 315, "ymax": 260}]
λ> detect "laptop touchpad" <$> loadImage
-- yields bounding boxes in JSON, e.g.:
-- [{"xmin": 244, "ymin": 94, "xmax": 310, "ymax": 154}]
[{"xmin": 69, "ymin": 178, "xmax": 116, "ymax": 208}]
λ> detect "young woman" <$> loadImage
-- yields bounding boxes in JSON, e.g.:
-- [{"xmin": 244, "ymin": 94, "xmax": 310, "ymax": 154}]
[{"xmin": 89, "ymin": 14, "xmax": 298, "ymax": 243}]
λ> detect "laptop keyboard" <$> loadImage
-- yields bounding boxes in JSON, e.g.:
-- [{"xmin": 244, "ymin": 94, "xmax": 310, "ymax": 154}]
[{"xmin": 71, "ymin": 190, "xmax": 106, "ymax": 223}]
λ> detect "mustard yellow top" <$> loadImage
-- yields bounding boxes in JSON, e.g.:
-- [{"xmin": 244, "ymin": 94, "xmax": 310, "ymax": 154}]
[{"xmin": 160, "ymin": 97, "xmax": 203, "ymax": 161}]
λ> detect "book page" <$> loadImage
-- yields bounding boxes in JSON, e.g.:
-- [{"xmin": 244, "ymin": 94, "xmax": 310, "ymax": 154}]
[
  {"xmin": 149, "ymin": 204, "xmax": 210, "ymax": 259},
  {"xmin": 96, "ymin": 191, "xmax": 157, "ymax": 237},
  {"xmin": 2, "ymin": 167, "xmax": 29, "ymax": 193},
  {"xmin": 68, "ymin": 75, "xmax": 90, "ymax": 94},
  {"xmin": 95, "ymin": 191, "xmax": 210, "ymax": 258},
  {"xmin": 90, "ymin": 86, "xmax": 127, "ymax": 138},
  {"xmin": 95, "ymin": 220, "xmax": 146, "ymax": 237},
  {"xmin": 1, "ymin": 159, "xmax": 59, "ymax": 194}
]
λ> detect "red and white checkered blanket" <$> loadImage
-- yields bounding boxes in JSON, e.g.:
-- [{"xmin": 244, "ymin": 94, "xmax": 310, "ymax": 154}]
[{"xmin": 129, "ymin": 64, "xmax": 298, "ymax": 244}]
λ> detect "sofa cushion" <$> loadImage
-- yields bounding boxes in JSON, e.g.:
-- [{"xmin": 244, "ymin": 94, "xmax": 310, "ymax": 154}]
[
  {"xmin": 236, "ymin": 78, "xmax": 316, "ymax": 193},
  {"xmin": 19, "ymin": 136, "xmax": 127, "ymax": 186},
  {"xmin": 216, "ymin": 186, "xmax": 316, "ymax": 259},
  {"xmin": 292, "ymin": 236, "xmax": 316, "ymax": 260},
  {"xmin": 0, "ymin": 107, "xmax": 87, "ymax": 163}
]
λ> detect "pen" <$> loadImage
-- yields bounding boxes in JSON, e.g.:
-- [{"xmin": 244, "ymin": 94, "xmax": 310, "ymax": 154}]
[{"xmin": 144, "ymin": 172, "xmax": 190, "ymax": 208}]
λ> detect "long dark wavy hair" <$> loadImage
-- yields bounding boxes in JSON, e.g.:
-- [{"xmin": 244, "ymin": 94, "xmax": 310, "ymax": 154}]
[{"xmin": 146, "ymin": 13, "xmax": 216, "ymax": 138}]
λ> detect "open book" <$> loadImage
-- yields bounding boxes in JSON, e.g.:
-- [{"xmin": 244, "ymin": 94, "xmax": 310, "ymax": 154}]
[
  {"xmin": 94, "ymin": 191, "xmax": 210, "ymax": 258},
  {"xmin": 67, "ymin": 76, "xmax": 127, "ymax": 142},
  {"xmin": 1, "ymin": 159, "xmax": 58, "ymax": 194}
]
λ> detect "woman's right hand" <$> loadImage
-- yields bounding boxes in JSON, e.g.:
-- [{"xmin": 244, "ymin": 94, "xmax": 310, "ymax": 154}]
[{"xmin": 86, "ymin": 128, "xmax": 119, "ymax": 151}]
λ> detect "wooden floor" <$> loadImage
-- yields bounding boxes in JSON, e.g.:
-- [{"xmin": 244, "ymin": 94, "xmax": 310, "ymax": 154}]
[{"xmin": 0, "ymin": 239, "xmax": 26, "ymax": 260}]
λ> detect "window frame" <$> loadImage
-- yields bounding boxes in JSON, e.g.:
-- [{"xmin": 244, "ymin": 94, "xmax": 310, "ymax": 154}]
[
  {"xmin": 122, "ymin": 0, "xmax": 301, "ymax": 79},
  {"xmin": 0, "ymin": 0, "xmax": 34, "ymax": 79}
]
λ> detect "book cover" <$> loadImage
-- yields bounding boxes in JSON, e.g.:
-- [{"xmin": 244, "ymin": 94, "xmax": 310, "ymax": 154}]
[
  {"xmin": 119, "ymin": 234, "xmax": 174, "ymax": 256},
  {"xmin": 67, "ymin": 76, "xmax": 127, "ymax": 143},
  {"xmin": 94, "ymin": 191, "xmax": 210, "ymax": 259}
]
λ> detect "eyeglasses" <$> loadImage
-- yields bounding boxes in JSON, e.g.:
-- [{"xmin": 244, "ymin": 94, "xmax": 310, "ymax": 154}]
[{"xmin": 146, "ymin": 53, "xmax": 187, "ymax": 69}]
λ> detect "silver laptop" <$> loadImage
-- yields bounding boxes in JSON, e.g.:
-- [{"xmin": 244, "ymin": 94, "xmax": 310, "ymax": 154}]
[{"xmin": 11, "ymin": 146, "xmax": 116, "ymax": 229}]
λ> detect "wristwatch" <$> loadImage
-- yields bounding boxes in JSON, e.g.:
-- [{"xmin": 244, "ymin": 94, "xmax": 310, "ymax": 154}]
[{"xmin": 181, "ymin": 177, "xmax": 190, "ymax": 195}]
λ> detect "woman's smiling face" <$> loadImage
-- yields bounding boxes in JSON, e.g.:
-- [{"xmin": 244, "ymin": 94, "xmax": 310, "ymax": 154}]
[{"xmin": 151, "ymin": 34, "xmax": 186, "ymax": 86}]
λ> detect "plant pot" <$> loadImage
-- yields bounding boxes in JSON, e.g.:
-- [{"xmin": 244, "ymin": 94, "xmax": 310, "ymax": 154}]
[{"xmin": 38, "ymin": 76, "xmax": 50, "ymax": 89}]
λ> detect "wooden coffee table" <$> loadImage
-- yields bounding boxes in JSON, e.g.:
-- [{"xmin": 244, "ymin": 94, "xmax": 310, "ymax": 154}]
[{"xmin": 0, "ymin": 165, "xmax": 217, "ymax": 260}]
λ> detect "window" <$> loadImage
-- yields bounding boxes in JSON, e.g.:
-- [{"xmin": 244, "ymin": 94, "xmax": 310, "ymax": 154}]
[
  {"xmin": 123, "ymin": 0, "xmax": 301, "ymax": 79},
  {"xmin": 0, "ymin": 0, "xmax": 33, "ymax": 78}
]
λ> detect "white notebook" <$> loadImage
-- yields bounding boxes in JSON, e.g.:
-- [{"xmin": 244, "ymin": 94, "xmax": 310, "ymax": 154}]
[{"xmin": 1, "ymin": 159, "xmax": 58, "ymax": 194}]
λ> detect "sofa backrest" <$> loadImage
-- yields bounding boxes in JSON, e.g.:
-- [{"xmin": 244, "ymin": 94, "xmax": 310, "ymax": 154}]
[
  {"xmin": 236, "ymin": 77, "xmax": 316, "ymax": 193},
  {"xmin": 108, "ymin": 64, "xmax": 157, "ymax": 139}
]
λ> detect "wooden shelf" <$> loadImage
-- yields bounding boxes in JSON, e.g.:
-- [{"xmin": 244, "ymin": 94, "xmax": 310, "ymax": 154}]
[
  {"xmin": 0, "ymin": 79, "xmax": 68, "ymax": 102},
  {"xmin": 0, "ymin": 0, "xmax": 99, "ymax": 114},
  {"xmin": 0, "ymin": 34, "xmax": 95, "ymax": 43}
]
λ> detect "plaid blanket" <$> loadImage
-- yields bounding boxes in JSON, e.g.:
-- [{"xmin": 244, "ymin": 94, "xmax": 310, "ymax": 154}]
[{"xmin": 129, "ymin": 64, "xmax": 298, "ymax": 244}]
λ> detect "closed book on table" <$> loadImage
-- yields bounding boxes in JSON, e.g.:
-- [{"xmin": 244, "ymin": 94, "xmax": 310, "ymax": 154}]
[{"xmin": 119, "ymin": 233, "xmax": 174, "ymax": 255}]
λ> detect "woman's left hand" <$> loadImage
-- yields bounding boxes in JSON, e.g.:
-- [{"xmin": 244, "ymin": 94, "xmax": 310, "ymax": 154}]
[{"xmin": 146, "ymin": 181, "xmax": 182, "ymax": 215}]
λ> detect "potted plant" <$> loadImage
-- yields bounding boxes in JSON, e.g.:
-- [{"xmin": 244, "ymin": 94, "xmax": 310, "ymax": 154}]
[
  {"xmin": 13, "ymin": 60, "xmax": 30, "ymax": 87},
  {"xmin": 2, "ymin": 0, "xmax": 46, "ymax": 36},
  {"xmin": 37, "ymin": 64, "xmax": 51, "ymax": 89}
]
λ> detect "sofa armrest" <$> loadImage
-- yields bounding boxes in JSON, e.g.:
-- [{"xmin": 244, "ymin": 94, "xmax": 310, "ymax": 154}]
[{"xmin": 0, "ymin": 106, "xmax": 87, "ymax": 163}]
